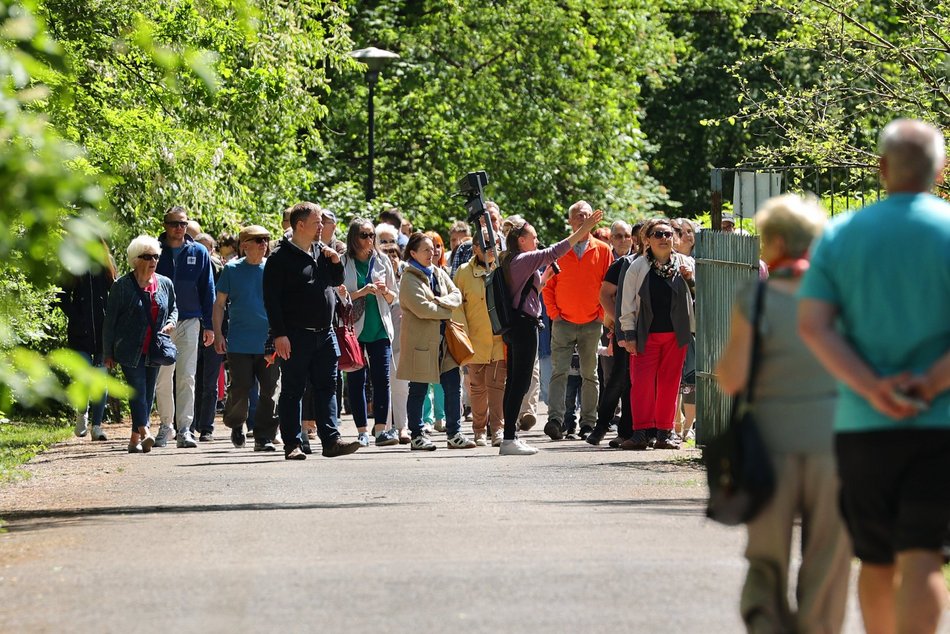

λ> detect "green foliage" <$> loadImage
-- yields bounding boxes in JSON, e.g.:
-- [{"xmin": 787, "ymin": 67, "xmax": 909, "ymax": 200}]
[
  {"xmin": 0, "ymin": 416, "xmax": 73, "ymax": 481},
  {"xmin": 316, "ymin": 0, "xmax": 679, "ymax": 242},
  {"xmin": 725, "ymin": 0, "xmax": 950, "ymax": 166}
]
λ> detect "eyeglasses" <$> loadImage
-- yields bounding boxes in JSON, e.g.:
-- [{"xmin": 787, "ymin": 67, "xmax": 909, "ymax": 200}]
[
  {"xmin": 611, "ymin": 233, "xmax": 631, "ymax": 240},
  {"xmin": 137, "ymin": 253, "xmax": 160, "ymax": 261},
  {"xmin": 245, "ymin": 236, "xmax": 269, "ymax": 245},
  {"xmin": 379, "ymin": 238, "xmax": 396, "ymax": 245},
  {"xmin": 651, "ymin": 231, "xmax": 674, "ymax": 239},
  {"xmin": 359, "ymin": 232, "xmax": 375, "ymax": 240},
  {"xmin": 165, "ymin": 220, "xmax": 188, "ymax": 228}
]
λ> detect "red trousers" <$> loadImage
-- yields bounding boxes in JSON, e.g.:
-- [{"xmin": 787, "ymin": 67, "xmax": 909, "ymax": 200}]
[{"xmin": 629, "ymin": 332, "xmax": 687, "ymax": 431}]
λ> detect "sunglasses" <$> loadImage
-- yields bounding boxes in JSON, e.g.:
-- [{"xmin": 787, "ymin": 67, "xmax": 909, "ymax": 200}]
[
  {"xmin": 245, "ymin": 236, "xmax": 269, "ymax": 244},
  {"xmin": 379, "ymin": 238, "xmax": 396, "ymax": 245},
  {"xmin": 359, "ymin": 232, "xmax": 375, "ymax": 240},
  {"xmin": 138, "ymin": 253, "xmax": 160, "ymax": 261},
  {"xmin": 165, "ymin": 220, "xmax": 188, "ymax": 228},
  {"xmin": 651, "ymin": 231, "xmax": 674, "ymax": 239}
]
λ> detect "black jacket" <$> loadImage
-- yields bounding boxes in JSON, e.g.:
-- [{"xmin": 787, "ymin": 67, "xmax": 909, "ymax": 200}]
[
  {"xmin": 58, "ymin": 270, "xmax": 114, "ymax": 363},
  {"xmin": 263, "ymin": 237, "xmax": 344, "ymax": 337}
]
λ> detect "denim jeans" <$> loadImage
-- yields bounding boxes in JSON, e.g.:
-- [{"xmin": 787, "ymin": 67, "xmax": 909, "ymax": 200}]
[
  {"xmin": 76, "ymin": 351, "xmax": 108, "ymax": 427},
  {"xmin": 563, "ymin": 374, "xmax": 582, "ymax": 433},
  {"xmin": 277, "ymin": 327, "xmax": 342, "ymax": 453},
  {"xmin": 121, "ymin": 358, "xmax": 159, "ymax": 432},
  {"xmin": 345, "ymin": 338, "xmax": 391, "ymax": 429},
  {"xmin": 408, "ymin": 367, "xmax": 461, "ymax": 438},
  {"xmin": 193, "ymin": 335, "xmax": 224, "ymax": 433}
]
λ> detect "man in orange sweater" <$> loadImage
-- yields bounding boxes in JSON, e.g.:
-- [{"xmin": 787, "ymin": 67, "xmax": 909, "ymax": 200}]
[{"xmin": 541, "ymin": 200, "xmax": 613, "ymax": 440}]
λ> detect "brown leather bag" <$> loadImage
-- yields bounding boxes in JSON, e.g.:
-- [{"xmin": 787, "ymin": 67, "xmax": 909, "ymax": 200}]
[{"xmin": 444, "ymin": 319, "xmax": 475, "ymax": 365}]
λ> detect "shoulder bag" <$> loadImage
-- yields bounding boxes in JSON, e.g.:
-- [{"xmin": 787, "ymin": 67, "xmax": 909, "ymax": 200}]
[
  {"xmin": 704, "ymin": 279, "xmax": 775, "ymax": 526},
  {"xmin": 334, "ymin": 294, "xmax": 365, "ymax": 373},
  {"xmin": 444, "ymin": 319, "xmax": 475, "ymax": 365}
]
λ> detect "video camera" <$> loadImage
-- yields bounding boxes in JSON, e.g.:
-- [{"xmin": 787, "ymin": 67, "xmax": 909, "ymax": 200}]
[{"xmin": 454, "ymin": 170, "xmax": 498, "ymax": 261}]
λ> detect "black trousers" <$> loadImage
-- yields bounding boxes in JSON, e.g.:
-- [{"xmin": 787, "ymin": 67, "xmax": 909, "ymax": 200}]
[
  {"xmin": 503, "ymin": 314, "xmax": 539, "ymax": 440},
  {"xmin": 595, "ymin": 333, "xmax": 632, "ymax": 438}
]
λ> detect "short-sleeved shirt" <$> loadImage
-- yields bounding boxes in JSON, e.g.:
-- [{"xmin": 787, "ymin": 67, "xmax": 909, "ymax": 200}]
[
  {"xmin": 217, "ymin": 257, "xmax": 269, "ymax": 354},
  {"xmin": 604, "ymin": 257, "xmax": 624, "ymax": 287},
  {"xmin": 799, "ymin": 192, "xmax": 950, "ymax": 432}
]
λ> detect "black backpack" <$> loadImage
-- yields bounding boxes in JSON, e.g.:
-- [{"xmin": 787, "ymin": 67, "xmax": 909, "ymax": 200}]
[{"xmin": 485, "ymin": 265, "xmax": 533, "ymax": 337}]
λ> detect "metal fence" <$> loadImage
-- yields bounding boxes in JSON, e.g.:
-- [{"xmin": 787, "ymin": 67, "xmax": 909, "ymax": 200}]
[
  {"xmin": 709, "ymin": 164, "xmax": 882, "ymax": 229},
  {"xmin": 694, "ymin": 231, "xmax": 760, "ymax": 443}
]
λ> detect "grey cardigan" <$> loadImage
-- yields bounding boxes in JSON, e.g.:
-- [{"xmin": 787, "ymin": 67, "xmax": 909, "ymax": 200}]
[{"xmin": 102, "ymin": 273, "xmax": 178, "ymax": 367}]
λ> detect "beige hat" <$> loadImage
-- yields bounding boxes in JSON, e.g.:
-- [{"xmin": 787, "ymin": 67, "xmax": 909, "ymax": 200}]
[{"xmin": 239, "ymin": 225, "xmax": 270, "ymax": 243}]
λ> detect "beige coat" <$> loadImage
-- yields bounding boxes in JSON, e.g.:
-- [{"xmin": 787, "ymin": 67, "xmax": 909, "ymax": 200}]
[
  {"xmin": 396, "ymin": 264, "xmax": 463, "ymax": 383},
  {"xmin": 454, "ymin": 257, "xmax": 505, "ymax": 364}
]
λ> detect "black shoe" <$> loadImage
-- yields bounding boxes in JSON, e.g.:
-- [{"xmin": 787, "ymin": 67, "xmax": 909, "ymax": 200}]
[
  {"xmin": 230, "ymin": 427, "xmax": 245, "ymax": 448},
  {"xmin": 301, "ymin": 441, "xmax": 313, "ymax": 455},
  {"xmin": 543, "ymin": 420, "xmax": 564, "ymax": 441},
  {"xmin": 586, "ymin": 426, "xmax": 607, "ymax": 446},
  {"xmin": 621, "ymin": 429, "xmax": 650, "ymax": 451},
  {"xmin": 322, "ymin": 439, "xmax": 361, "ymax": 458},
  {"xmin": 578, "ymin": 425, "xmax": 593, "ymax": 440},
  {"xmin": 199, "ymin": 431, "xmax": 214, "ymax": 442}
]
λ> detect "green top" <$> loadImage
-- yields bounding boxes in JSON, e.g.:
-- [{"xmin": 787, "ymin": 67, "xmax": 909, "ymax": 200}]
[
  {"xmin": 356, "ymin": 258, "xmax": 387, "ymax": 343},
  {"xmin": 799, "ymin": 193, "xmax": 950, "ymax": 432}
]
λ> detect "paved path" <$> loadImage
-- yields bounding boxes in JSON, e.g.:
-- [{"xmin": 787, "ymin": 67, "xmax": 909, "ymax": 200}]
[{"xmin": 0, "ymin": 408, "xmax": 900, "ymax": 633}]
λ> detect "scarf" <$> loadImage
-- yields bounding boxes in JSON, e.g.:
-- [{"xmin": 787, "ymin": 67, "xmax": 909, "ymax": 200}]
[
  {"xmin": 409, "ymin": 258, "xmax": 438, "ymax": 294},
  {"xmin": 648, "ymin": 251, "xmax": 678, "ymax": 279},
  {"xmin": 767, "ymin": 256, "xmax": 810, "ymax": 279}
]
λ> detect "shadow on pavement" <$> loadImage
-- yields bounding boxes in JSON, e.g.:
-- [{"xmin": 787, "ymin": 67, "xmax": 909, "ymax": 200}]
[
  {"xmin": 543, "ymin": 497, "xmax": 707, "ymax": 516},
  {"xmin": 0, "ymin": 500, "xmax": 406, "ymax": 533}
]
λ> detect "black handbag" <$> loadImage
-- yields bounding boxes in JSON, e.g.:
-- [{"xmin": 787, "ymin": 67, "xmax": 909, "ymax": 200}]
[
  {"xmin": 133, "ymin": 279, "xmax": 177, "ymax": 367},
  {"xmin": 704, "ymin": 279, "xmax": 775, "ymax": 526}
]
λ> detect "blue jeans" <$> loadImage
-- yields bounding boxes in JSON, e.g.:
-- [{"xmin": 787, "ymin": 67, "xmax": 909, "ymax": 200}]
[
  {"xmin": 408, "ymin": 367, "xmax": 461, "ymax": 438},
  {"xmin": 193, "ymin": 338, "xmax": 224, "ymax": 433},
  {"xmin": 121, "ymin": 358, "xmax": 159, "ymax": 432},
  {"xmin": 345, "ymin": 338, "xmax": 391, "ymax": 429},
  {"xmin": 77, "ymin": 351, "xmax": 108, "ymax": 426},
  {"xmin": 277, "ymin": 327, "xmax": 342, "ymax": 453}
]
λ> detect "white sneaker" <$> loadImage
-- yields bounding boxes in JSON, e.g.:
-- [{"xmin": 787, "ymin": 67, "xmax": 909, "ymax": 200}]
[
  {"xmin": 410, "ymin": 436, "xmax": 437, "ymax": 451},
  {"xmin": 474, "ymin": 431, "xmax": 487, "ymax": 447},
  {"xmin": 491, "ymin": 430, "xmax": 504, "ymax": 447},
  {"xmin": 499, "ymin": 438, "xmax": 539, "ymax": 456},
  {"xmin": 446, "ymin": 432, "xmax": 476, "ymax": 449},
  {"xmin": 91, "ymin": 425, "xmax": 107, "ymax": 441},
  {"xmin": 74, "ymin": 414, "xmax": 88, "ymax": 438},
  {"xmin": 154, "ymin": 424, "xmax": 175, "ymax": 448},
  {"xmin": 177, "ymin": 430, "xmax": 198, "ymax": 448}
]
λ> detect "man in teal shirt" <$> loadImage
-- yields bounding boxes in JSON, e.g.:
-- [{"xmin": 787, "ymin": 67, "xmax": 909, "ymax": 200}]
[{"xmin": 799, "ymin": 119, "xmax": 950, "ymax": 634}]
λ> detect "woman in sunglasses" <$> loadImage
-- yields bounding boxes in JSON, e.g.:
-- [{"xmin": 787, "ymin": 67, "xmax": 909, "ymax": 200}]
[
  {"xmin": 617, "ymin": 218, "xmax": 695, "ymax": 450},
  {"xmin": 341, "ymin": 218, "xmax": 399, "ymax": 447},
  {"xmin": 102, "ymin": 235, "xmax": 178, "ymax": 453}
]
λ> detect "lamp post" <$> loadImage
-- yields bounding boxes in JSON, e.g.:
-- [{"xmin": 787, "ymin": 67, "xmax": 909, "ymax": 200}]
[{"xmin": 349, "ymin": 47, "xmax": 399, "ymax": 202}]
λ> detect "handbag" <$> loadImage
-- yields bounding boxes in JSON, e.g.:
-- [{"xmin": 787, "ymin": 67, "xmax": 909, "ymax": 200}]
[
  {"xmin": 444, "ymin": 319, "xmax": 475, "ymax": 365},
  {"xmin": 334, "ymin": 296, "xmax": 366, "ymax": 373},
  {"xmin": 704, "ymin": 279, "xmax": 775, "ymax": 526},
  {"xmin": 132, "ymin": 279, "xmax": 177, "ymax": 367}
]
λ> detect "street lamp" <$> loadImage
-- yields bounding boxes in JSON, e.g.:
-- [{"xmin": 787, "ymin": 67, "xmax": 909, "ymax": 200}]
[{"xmin": 349, "ymin": 47, "xmax": 400, "ymax": 201}]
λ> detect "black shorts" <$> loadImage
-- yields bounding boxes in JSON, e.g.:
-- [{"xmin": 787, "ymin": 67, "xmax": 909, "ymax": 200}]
[{"xmin": 835, "ymin": 429, "xmax": 950, "ymax": 565}]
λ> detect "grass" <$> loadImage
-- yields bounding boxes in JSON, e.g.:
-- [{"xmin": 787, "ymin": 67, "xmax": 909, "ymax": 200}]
[{"xmin": 0, "ymin": 418, "xmax": 72, "ymax": 482}]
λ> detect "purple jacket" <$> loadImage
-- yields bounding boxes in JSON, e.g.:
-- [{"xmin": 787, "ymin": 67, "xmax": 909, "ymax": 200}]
[{"xmin": 506, "ymin": 239, "xmax": 570, "ymax": 318}]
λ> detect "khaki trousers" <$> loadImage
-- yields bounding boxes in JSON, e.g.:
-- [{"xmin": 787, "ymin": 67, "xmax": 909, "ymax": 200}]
[
  {"xmin": 468, "ymin": 360, "xmax": 506, "ymax": 434},
  {"xmin": 741, "ymin": 452, "xmax": 852, "ymax": 634}
]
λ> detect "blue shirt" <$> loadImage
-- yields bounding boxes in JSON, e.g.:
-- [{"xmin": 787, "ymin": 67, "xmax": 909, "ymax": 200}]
[
  {"xmin": 799, "ymin": 192, "xmax": 950, "ymax": 432},
  {"xmin": 217, "ymin": 257, "xmax": 269, "ymax": 354}
]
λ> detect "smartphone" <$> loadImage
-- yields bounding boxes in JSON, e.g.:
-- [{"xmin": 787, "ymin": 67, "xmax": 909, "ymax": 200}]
[{"xmin": 891, "ymin": 389, "xmax": 929, "ymax": 411}]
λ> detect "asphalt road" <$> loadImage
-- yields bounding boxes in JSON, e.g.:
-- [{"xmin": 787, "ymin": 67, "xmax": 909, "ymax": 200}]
[{"xmin": 0, "ymin": 407, "xmax": 888, "ymax": 633}]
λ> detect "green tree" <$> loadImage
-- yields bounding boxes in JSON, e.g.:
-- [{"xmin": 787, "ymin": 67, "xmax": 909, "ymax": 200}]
[{"xmin": 316, "ymin": 0, "xmax": 679, "ymax": 241}]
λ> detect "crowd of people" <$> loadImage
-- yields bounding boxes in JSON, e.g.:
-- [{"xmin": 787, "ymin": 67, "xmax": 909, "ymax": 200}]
[
  {"xmin": 62, "ymin": 195, "xmax": 705, "ymax": 459},
  {"xmin": 57, "ymin": 117, "xmax": 950, "ymax": 633}
]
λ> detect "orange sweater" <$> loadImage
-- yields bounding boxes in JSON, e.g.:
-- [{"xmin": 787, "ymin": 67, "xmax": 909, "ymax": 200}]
[{"xmin": 541, "ymin": 237, "xmax": 613, "ymax": 324}]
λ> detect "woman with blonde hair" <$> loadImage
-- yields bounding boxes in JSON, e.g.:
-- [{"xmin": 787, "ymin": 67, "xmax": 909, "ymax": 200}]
[{"xmin": 716, "ymin": 194, "xmax": 849, "ymax": 633}]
